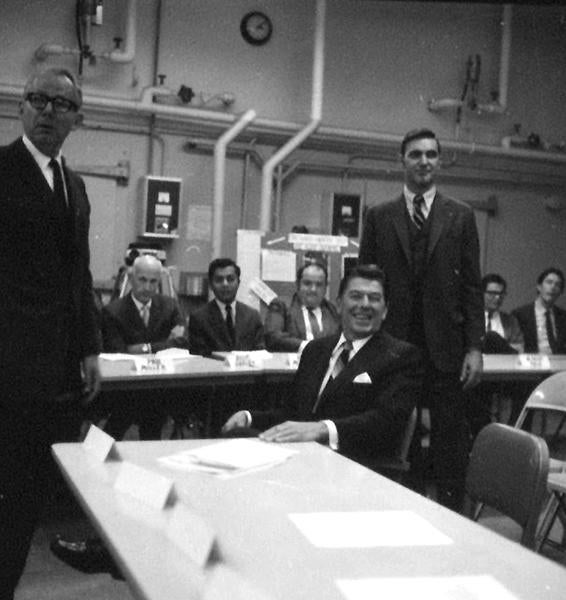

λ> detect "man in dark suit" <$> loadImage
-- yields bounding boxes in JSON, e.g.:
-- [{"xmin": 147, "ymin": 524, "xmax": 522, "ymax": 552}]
[
  {"xmin": 358, "ymin": 128, "xmax": 484, "ymax": 511},
  {"xmin": 265, "ymin": 262, "xmax": 340, "ymax": 352},
  {"xmin": 513, "ymin": 267, "xmax": 566, "ymax": 354},
  {"xmin": 101, "ymin": 254, "xmax": 188, "ymax": 440},
  {"xmin": 222, "ymin": 265, "xmax": 423, "ymax": 468},
  {"xmin": 188, "ymin": 257, "xmax": 264, "ymax": 356},
  {"xmin": 0, "ymin": 68, "xmax": 101, "ymax": 598}
]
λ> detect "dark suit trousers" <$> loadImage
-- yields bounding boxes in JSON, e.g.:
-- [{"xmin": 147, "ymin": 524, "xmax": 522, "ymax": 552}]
[
  {"xmin": 0, "ymin": 374, "xmax": 82, "ymax": 597},
  {"xmin": 421, "ymin": 365, "xmax": 470, "ymax": 511}
]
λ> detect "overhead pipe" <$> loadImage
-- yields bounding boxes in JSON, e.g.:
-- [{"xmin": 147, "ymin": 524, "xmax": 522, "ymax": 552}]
[
  {"xmin": 428, "ymin": 4, "xmax": 511, "ymax": 115},
  {"xmin": 211, "ymin": 109, "xmax": 256, "ymax": 258},
  {"xmin": 259, "ymin": 0, "xmax": 326, "ymax": 231},
  {"xmin": 35, "ymin": 0, "xmax": 137, "ymax": 64}
]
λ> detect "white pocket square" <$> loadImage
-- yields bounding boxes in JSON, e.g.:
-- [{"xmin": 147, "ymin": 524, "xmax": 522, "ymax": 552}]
[{"xmin": 353, "ymin": 372, "xmax": 372, "ymax": 384}]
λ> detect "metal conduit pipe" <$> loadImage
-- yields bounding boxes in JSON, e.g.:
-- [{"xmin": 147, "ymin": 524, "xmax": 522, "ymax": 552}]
[
  {"xmin": 212, "ymin": 109, "xmax": 256, "ymax": 258},
  {"xmin": 259, "ymin": 0, "xmax": 326, "ymax": 231}
]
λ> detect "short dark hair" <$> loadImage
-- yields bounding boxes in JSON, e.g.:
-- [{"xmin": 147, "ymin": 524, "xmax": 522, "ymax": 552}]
[
  {"xmin": 297, "ymin": 262, "xmax": 328, "ymax": 285},
  {"xmin": 400, "ymin": 128, "xmax": 441, "ymax": 157},
  {"xmin": 482, "ymin": 273, "xmax": 507, "ymax": 293},
  {"xmin": 537, "ymin": 267, "xmax": 565, "ymax": 292},
  {"xmin": 208, "ymin": 258, "xmax": 241, "ymax": 281},
  {"xmin": 24, "ymin": 67, "xmax": 83, "ymax": 107},
  {"xmin": 338, "ymin": 264, "xmax": 388, "ymax": 301}
]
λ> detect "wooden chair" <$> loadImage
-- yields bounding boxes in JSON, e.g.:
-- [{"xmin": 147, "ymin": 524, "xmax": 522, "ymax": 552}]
[{"xmin": 466, "ymin": 423, "xmax": 549, "ymax": 549}]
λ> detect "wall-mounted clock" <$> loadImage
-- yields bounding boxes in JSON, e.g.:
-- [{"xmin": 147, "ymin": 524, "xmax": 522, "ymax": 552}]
[{"xmin": 240, "ymin": 11, "xmax": 273, "ymax": 46}]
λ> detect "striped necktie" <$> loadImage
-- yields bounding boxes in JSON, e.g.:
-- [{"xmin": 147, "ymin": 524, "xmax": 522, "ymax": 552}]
[
  {"xmin": 546, "ymin": 310, "xmax": 557, "ymax": 354},
  {"xmin": 307, "ymin": 308, "xmax": 321, "ymax": 338},
  {"xmin": 140, "ymin": 304, "xmax": 150, "ymax": 327},
  {"xmin": 413, "ymin": 194, "xmax": 425, "ymax": 229},
  {"xmin": 226, "ymin": 303, "xmax": 236, "ymax": 347},
  {"xmin": 332, "ymin": 340, "xmax": 352, "ymax": 379}
]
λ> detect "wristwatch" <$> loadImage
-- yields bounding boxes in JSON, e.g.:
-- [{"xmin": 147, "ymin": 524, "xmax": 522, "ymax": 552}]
[{"xmin": 142, "ymin": 343, "xmax": 151, "ymax": 354}]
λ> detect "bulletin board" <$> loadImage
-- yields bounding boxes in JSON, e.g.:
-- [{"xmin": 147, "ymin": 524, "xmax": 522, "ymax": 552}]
[{"xmin": 236, "ymin": 230, "xmax": 360, "ymax": 312}]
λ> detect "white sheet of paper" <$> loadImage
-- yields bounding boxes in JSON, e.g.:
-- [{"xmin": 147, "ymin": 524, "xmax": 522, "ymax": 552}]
[
  {"xmin": 289, "ymin": 511, "xmax": 452, "ymax": 548},
  {"xmin": 204, "ymin": 566, "xmax": 273, "ymax": 600},
  {"xmin": 336, "ymin": 575, "xmax": 518, "ymax": 600},
  {"xmin": 166, "ymin": 503, "xmax": 215, "ymax": 568},
  {"xmin": 82, "ymin": 424, "xmax": 116, "ymax": 462},
  {"xmin": 114, "ymin": 461, "xmax": 175, "ymax": 510},
  {"xmin": 261, "ymin": 249, "xmax": 296, "ymax": 282}
]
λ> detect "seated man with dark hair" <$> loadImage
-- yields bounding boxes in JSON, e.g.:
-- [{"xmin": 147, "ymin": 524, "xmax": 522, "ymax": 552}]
[
  {"xmin": 188, "ymin": 257, "xmax": 264, "ymax": 356},
  {"xmin": 223, "ymin": 265, "xmax": 423, "ymax": 469},
  {"xmin": 513, "ymin": 267, "xmax": 566, "ymax": 355},
  {"xmin": 265, "ymin": 262, "xmax": 340, "ymax": 353}
]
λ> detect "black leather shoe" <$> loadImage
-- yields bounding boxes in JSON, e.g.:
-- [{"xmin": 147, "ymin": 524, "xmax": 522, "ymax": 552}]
[{"xmin": 50, "ymin": 536, "xmax": 124, "ymax": 579}]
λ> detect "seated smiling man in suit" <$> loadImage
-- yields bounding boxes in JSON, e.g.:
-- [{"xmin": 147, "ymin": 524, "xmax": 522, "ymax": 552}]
[
  {"xmin": 265, "ymin": 262, "xmax": 340, "ymax": 352},
  {"xmin": 189, "ymin": 257, "xmax": 264, "ymax": 356},
  {"xmin": 101, "ymin": 254, "xmax": 188, "ymax": 440},
  {"xmin": 222, "ymin": 264, "xmax": 423, "ymax": 469}
]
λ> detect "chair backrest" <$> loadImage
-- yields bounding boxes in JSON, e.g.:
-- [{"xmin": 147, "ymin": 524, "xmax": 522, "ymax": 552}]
[
  {"xmin": 514, "ymin": 372, "xmax": 566, "ymax": 429},
  {"xmin": 466, "ymin": 422, "xmax": 549, "ymax": 549}
]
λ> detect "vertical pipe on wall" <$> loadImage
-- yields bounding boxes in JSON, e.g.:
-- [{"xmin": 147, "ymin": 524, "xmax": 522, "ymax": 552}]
[
  {"xmin": 211, "ymin": 110, "xmax": 257, "ymax": 258},
  {"xmin": 259, "ymin": 0, "xmax": 326, "ymax": 231}
]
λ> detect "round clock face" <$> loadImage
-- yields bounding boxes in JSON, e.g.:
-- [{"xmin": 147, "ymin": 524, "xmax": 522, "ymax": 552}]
[{"xmin": 240, "ymin": 11, "xmax": 273, "ymax": 46}]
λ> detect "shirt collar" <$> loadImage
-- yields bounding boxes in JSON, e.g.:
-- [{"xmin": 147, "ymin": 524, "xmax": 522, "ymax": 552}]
[
  {"xmin": 332, "ymin": 332, "xmax": 373, "ymax": 357},
  {"xmin": 22, "ymin": 135, "xmax": 62, "ymax": 169},
  {"xmin": 403, "ymin": 185, "xmax": 436, "ymax": 212},
  {"xmin": 131, "ymin": 294, "xmax": 152, "ymax": 312}
]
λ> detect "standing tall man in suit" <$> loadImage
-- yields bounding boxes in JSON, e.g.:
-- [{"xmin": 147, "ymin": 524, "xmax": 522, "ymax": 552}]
[
  {"xmin": 188, "ymin": 258, "xmax": 264, "ymax": 356},
  {"xmin": 265, "ymin": 262, "xmax": 340, "ymax": 352},
  {"xmin": 0, "ymin": 67, "xmax": 101, "ymax": 598},
  {"xmin": 359, "ymin": 128, "xmax": 484, "ymax": 511},
  {"xmin": 513, "ymin": 267, "xmax": 566, "ymax": 355},
  {"xmin": 222, "ymin": 265, "xmax": 423, "ymax": 469}
]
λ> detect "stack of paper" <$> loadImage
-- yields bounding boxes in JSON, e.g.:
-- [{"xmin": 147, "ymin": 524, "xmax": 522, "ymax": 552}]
[{"xmin": 159, "ymin": 439, "xmax": 297, "ymax": 477}]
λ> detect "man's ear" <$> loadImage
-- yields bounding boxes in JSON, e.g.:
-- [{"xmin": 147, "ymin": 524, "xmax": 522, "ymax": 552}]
[
  {"xmin": 18, "ymin": 101, "xmax": 24, "ymax": 117},
  {"xmin": 72, "ymin": 111, "xmax": 84, "ymax": 130}
]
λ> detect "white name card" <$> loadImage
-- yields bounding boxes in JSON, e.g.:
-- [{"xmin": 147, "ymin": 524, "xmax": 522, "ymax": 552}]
[
  {"xmin": 204, "ymin": 566, "xmax": 273, "ymax": 600},
  {"xmin": 114, "ymin": 461, "xmax": 175, "ymax": 510},
  {"xmin": 167, "ymin": 503, "xmax": 215, "ymax": 568},
  {"xmin": 82, "ymin": 424, "xmax": 116, "ymax": 462}
]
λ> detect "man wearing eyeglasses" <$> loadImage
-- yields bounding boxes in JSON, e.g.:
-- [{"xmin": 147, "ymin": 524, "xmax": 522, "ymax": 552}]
[{"xmin": 0, "ymin": 67, "xmax": 101, "ymax": 598}]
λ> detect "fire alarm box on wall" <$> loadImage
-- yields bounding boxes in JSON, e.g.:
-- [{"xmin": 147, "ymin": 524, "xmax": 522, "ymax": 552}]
[{"xmin": 141, "ymin": 176, "xmax": 181, "ymax": 238}]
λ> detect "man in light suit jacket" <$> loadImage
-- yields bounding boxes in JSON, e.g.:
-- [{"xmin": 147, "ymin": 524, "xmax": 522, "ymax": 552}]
[
  {"xmin": 359, "ymin": 128, "xmax": 484, "ymax": 511},
  {"xmin": 223, "ymin": 265, "xmax": 423, "ymax": 469},
  {"xmin": 513, "ymin": 267, "xmax": 566, "ymax": 355},
  {"xmin": 188, "ymin": 258, "xmax": 264, "ymax": 356},
  {"xmin": 101, "ymin": 254, "xmax": 188, "ymax": 440},
  {"xmin": 0, "ymin": 68, "xmax": 101, "ymax": 598},
  {"xmin": 265, "ymin": 262, "xmax": 340, "ymax": 352}
]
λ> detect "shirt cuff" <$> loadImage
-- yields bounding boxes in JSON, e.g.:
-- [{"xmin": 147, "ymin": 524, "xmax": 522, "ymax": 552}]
[
  {"xmin": 321, "ymin": 420, "xmax": 339, "ymax": 451},
  {"xmin": 243, "ymin": 410, "xmax": 252, "ymax": 427},
  {"xmin": 298, "ymin": 340, "xmax": 309, "ymax": 354}
]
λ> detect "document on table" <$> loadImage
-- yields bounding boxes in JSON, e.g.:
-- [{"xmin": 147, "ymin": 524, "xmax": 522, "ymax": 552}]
[
  {"xmin": 158, "ymin": 439, "xmax": 298, "ymax": 477},
  {"xmin": 336, "ymin": 575, "xmax": 518, "ymax": 600},
  {"xmin": 289, "ymin": 510, "xmax": 452, "ymax": 548}
]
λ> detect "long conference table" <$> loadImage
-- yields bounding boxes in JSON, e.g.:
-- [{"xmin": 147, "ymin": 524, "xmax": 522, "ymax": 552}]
[
  {"xmin": 53, "ymin": 438, "xmax": 566, "ymax": 600},
  {"xmin": 98, "ymin": 352, "xmax": 566, "ymax": 391}
]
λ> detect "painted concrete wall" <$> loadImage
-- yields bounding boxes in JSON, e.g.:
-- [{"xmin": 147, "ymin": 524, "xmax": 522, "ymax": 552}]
[{"xmin": 0, "ymin": 0, "xmax": 564, "ymax": 310}]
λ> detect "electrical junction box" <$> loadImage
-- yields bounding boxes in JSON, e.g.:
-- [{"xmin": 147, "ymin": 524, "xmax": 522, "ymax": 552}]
[{"xmin": 141, "ymin": 176, "xmax": 181, "ymax": 239}]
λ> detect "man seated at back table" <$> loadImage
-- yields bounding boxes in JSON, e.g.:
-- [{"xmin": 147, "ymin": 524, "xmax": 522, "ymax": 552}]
[
  {"xmin": 467, "ymin": 273, "xmax": 525, "ymax": 438},
  {"xmin": 265, "ymin": 262, "xmax": 340, "ymax": 352},
  {"xmin": 188, "ymin": 257, "xmax": 264, "ymax": 355},
  {"xmin": 512, "ymin": 266, "xmax": 566, "ymax": 355},
  {"xmin": 222, "ymin": 264, "xmax": 423, "ymax": 469},
  {"xmin": 101, "ymin": 254, "xmax": 188, "ymax": 440}
]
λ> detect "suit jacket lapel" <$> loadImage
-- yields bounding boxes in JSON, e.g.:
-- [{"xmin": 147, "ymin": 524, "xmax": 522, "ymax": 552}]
[
  {"xmin": 14, "ymin": 138, "xmax": 53, "ymax": 199},
  {"xmin": 427, "ymin": 193, "xmax": 451, "ymax": 261},
  {"xmin": 391, "ymin": 195, "xmax": 412, "ymax": 266}
]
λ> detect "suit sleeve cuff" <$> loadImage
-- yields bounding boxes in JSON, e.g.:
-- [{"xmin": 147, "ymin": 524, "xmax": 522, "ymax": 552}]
[{"xmin": 321, "ymin": 420, "xmax": 339, "ymax": 451}]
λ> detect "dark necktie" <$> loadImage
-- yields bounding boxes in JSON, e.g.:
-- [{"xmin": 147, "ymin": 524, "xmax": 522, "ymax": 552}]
[
  {"xmin": 413, "ymin": 194, "xmax": 425, "ymax": 229},
  {"xmin": 307, "ymin": 308, "xmax": 321, "ymax": 339},
  {"xmin": 140, "ymin": 304, "xmax": 150, "ymax": 327},
  {"xmin": 225, "ymin": 303, "xmax": 236, "ymax": 347},
  {"xmin": 332, "ymin": 340, "xmax": 352, "ymax": 379},
  {"xmin": 49, "ymin": 158, "xmax": 68, "ymax": 220},
  {"xmin": 546, "ymin": 309, "xmax": 557, "ymax": 353}
]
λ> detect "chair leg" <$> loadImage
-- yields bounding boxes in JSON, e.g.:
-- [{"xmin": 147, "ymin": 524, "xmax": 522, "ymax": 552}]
[{"xmin": 535, "ymin": 493, "xmax": 561, "ymax": 553}]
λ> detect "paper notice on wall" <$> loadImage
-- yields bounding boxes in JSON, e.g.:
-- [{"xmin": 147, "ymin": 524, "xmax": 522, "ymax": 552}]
[
  {"xmin": 237, "ymin": 230, "xmax": 264, "ymax": 310},
  {"xmin": 261, "ymin": 249, "xmax": 296, "ymax": 282},
  {"xmin": 288, "ymin": 233, "xmax": 348, "ymax": 253},
  {"xmin": 187, "ymin": 205, "xmax": 212, "ymax": 241}
]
